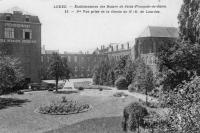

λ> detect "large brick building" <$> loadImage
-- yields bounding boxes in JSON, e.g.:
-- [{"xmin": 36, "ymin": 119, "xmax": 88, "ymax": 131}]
[
  {"xmin": 132, "ymin": 26, "xmax": 179, "ymax": 72},
  {"xmin": 0, "ymin": 8, "xmax": 41, "ymax": 82}
]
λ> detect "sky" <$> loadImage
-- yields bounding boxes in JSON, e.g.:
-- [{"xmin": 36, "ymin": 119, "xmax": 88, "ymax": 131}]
[{"xmin": 0, "ymin": 0, "xmax": 183, "ymax": 53}]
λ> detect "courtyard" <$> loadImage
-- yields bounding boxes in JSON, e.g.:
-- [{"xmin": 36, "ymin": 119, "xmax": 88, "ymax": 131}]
[{"xmin": 0, "ymin": 78, "xmax": 145, "ymax": 133}]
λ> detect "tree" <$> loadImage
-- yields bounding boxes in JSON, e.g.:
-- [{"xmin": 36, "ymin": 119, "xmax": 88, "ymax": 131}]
[
  {"xmin": 158, "ymin": 41, "xmax": 200, "ymax": 91},
  {"xmin": 133, "ymin": 58, "xmax": 154, "ymax": 104},
  {"xmin": 124, "ymin": 56, "xmax": 137, "ymax": 85},
  {"xmin": 0, "ymin": 56, "xmax": 24, "ymax": 93},
  {"xmin": 122, "ymin": 102, "xmax": 149, "ymax": 133},
  {"xmin": 115, "ymin": 55, "xmax": 128, "ymax": 77},
  {"xmin": 92, "ymin": 59, "xmax": 113, "ymax": 85},
  {"xmin": 48, "ymin": 53, "xmax": 70, "ymax": 91},
  {"xmin": 178, "ymin": 0, "xmax": 200, "ymax": 44},
  {"xmin": 158, "ymin": 0, "xmax": 200, "ymax": 92}
]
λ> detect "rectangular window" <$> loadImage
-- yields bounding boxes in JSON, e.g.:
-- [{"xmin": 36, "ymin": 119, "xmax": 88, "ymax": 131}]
[
  {"xmin": 75, "ymin": 66, "xmax": 78, "ymax": 72},
  {"xmin": 25, "ymin": 17, "xmax": 30, "ymax": 22},
  {"xmin": 68, "ymin": 56, "xmax": 71, "ymax": 62},
  {"xmin": 23, "ymin": 29, "xmax": 32, "ymax": 40},
  {"xmin": 6, "ymin": 15, "xmax": 11, "ymax": 21},
  {"xmin": 4, "ymin": 28, "xmax": 14, "ymax": 38},
  {"xmin": 74, "ymin": 56, "xmax": 77, "ymax": 62}
]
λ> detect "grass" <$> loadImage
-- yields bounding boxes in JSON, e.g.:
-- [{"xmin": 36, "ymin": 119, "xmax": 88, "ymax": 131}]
[
  {"xmin": 45, "ymin": 116, "xmax": 126, "ymax": 133},
  {"xmin": 0, "ymin": 97, "xmax": 30, "ymax": 110},
  {"xmin": 0, "ymin": 90, "xmax": 139, "ymax": 133}
]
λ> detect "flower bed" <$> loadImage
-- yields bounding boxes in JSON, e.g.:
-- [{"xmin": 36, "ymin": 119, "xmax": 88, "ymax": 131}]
[{"xmin": 36, "ymin": 97, "xmax": 91, "ymax": 115}]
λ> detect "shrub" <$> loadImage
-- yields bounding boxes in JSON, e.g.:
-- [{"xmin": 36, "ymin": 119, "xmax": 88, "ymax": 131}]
[
  {"xmin": 38, "ymin": 97, "xmax": 90, "ymax": 115},
  {"xmin": 122, "ymin": 102, "xmax": 149, "ymax": 132},
  {"xmin": 144, "ymin": 110, "xmax": 169, "ymax": 133},
  {"xmin": 78, "ymin": 87, "xmax": 84, "ymax": 91},
  {"xmin": 128, "ymin": 84, "xmax": 135, "ymax": 92},
  {"xmin": 148, "ymin": 88, "xmax": 160, "ymax": 98},
  {"xmin": 115, "ymin": 76, "xmax": 128, "ymax": 90},
  {"xmin": 17, "ymin": 90, "xmax": 24, "ymax": 95},
  {"xmin": 138, "ymin": 99, "xmax": 159, "ymax": 108}
]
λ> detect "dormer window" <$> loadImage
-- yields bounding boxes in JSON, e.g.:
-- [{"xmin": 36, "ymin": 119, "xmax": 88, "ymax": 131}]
[{"xmin": 6, "ymin": 15, "xmax": 11, "ymax": 21}]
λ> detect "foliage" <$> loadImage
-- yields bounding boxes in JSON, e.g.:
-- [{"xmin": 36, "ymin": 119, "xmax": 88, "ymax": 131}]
[
  {"xmin": 48, "ymin": 53, "xmax": 70, "ymax": 91},
  {"xmin": 128, "ymin": 83, "xmax": 135, "ymax": 92},
  {"xmin": 92, "ymin": 59, "xmax": 112, "ymax": 85},
  {"xmin": 115, "ymin": 56, "xmax": 128, "ymax": 77},
  {"xmin": 78, "ymin": 87, "xmax": 84, "ymax": 91},
  {"xmin": 178, "ymin": 0, "xmax": 200, "ymax": 44},
  {"xmin": 133, "ymin": 58, "xmax": 155, "ymax": 103},
  {"xmin": 115, "ymin": 76, "xmax": 128, "ymax": 90},
  {"xmin": 92, "ymin": 55, "xmax": 137, "ymax": 87},
  {"xmin": 17, "ymin": 90, "xmax": 24, "ymax": 95},
  {"xmin": 158, "ymin": 41, "xmax": 200, "ymax": 91},
  {"xmin": 38, "ymin": 97, "xmax": 90, "ymax": 115},
  {"xmin": 122, "ymin": 102, "xmax": 149, "ymax": 132},
  {"xmin": 162, "ymin": 76, "xmax": 200, "ymax": 133},
  {"xmin": 0, "ymin": 56, "xmax": 24, "ymax": 94},
  {"xmin": 124, "ymin": 56, "xmax": 137, "ymax": 85},
  {"xmin": 144, "ymin": 110, "xmax": 170, "ymax": 133}
]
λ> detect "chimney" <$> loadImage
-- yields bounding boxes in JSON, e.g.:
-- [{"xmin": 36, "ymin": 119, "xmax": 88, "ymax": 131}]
[{"xmin": 127, "ymin": 43, "xmax": 130, "ymax": 49}]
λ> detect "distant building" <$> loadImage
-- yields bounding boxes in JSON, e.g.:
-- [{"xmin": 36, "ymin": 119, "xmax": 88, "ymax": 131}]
[
  {"xmin": 41, "ymin": 48, "xmax": 107, "ymax": 79},
  {"xmin": 61, "ymin": 53, "xmax": 107, "ymax": 78},
  {"xmin": 95, "ymin": 42, "xmax": 132, "ymax": 61},
  {"xmin": 0, "ymin": 7, "xmax": 41, "ymax": 82},
  {"xmin": 132, "ymin": 26, "xmax": 179, "ymax": 72}
]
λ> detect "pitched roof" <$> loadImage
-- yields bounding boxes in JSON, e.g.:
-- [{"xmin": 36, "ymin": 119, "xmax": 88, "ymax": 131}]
[{"xmin": 138, "ymin": 26, "xmax": 179, "ymax": 38}]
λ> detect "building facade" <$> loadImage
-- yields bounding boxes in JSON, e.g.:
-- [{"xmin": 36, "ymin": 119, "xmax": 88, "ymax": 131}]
[
  {"xmin": 132, "ymin": 26, "xmax": 179, "ymax": 72},
  {"xmin": 41, "ymin": 49, "xmax": 107, "ymax": 79},
  {"xmin": 0, "ymin": 8, "xmax": 41, "ymax": 82},
  {"xmin": 94, "ymin": 42, "xmax": 132, "ymax": 61}
]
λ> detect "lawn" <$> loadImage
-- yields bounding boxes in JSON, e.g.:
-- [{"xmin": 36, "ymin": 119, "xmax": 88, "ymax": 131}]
[
  {"xmin": 0, "ymin": 89, "xmax": 139, "ymax": 133},
  {"xmin": 45, "ymin": 116, "xmax": 126, "ymax": 133}
]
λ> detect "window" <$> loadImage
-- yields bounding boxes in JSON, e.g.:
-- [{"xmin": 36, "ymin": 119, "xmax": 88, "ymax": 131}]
[
  {"xmin": 121, "ymin": 44, "xmax": 124, "ymax": 49},
  {"xmin": 81, "ymin": 57, "xmax": 84, "ymax": 61},
  {"xmin": 82, "ymin": 66, "xmax": 84, "ymax": 71},
  {"xmin": 41, "ymin": 56, "xmax": 43, "ymax": 63},
  {"xmin": 6, "ymin": 15, "xmax": 11, "ymax": 21},
  {"xmin": 68, "ymin": 56, "xmax": 71, "ymax": 62},
  {"xmin": 74, "ymin": 56, "xmax": 77, "ymax": 62},
  {"xmin": 74, "ymin": 66, "xmax": 78, "ymax": 72},
  {"xmin": 23, "ymin": 29, "xmax": 32, "ymax": 40},
  {"xmin": 25, "ymin": 17, "xmax": 30, "ymax": 22},
  {"xmin": 4, "ymin": 28, "xmax": 14, "ymax": 38}
]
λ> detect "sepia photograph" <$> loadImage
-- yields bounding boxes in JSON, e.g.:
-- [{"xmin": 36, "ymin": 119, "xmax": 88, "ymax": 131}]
[{"xmin": 0, "ymin": 0, "xmax": 199, "ymax": 133}]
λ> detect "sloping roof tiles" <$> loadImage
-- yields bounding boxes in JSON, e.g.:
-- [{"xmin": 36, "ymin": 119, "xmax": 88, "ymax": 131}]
[{"xmin": 138, "ymin": 26, "xmax": 179, "ymax": 38}]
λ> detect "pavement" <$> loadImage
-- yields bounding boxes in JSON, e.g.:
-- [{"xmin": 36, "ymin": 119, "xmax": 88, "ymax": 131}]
[{"xmin": 61, "ymin": 78, "xmax": 158, "ymax": 102}]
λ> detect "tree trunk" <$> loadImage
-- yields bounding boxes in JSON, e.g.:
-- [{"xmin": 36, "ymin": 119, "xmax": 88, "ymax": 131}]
[
  {"xmin": 55, "ymin": 77, "xmax": 58, "ymax": 92},
  {"xmin": 145, "ymin": 88, "xmax": 148, "ymax": 105}
]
